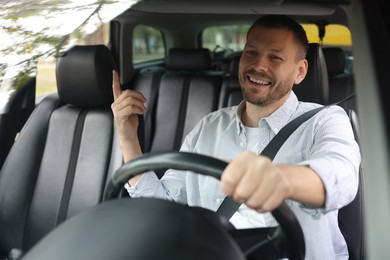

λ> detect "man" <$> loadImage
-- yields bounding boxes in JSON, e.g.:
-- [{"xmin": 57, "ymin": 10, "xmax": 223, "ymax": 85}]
[{"xmin": 111, "ymin": 15, "xmax": 361, "ymax": 259}]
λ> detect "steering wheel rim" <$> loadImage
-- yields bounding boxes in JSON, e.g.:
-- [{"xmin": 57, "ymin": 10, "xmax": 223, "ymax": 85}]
[{"xmin": 104, "ymin": 151, "xmax": 305, "ymax": 260}]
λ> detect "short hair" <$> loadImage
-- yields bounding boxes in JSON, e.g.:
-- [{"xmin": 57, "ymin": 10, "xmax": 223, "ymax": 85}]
[{"xmin": 247, "ymin": 15, "xmax": 309, "ymax": 60}]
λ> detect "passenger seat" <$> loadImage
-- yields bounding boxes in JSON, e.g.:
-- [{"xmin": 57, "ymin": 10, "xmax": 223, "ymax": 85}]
[
  {"xmin": 143, "ymin": 48, "xmax": 224, "ymax": 153},
  {"xmin": 0, "ymin": 45, "xmax": 122, "ymax": 258}
]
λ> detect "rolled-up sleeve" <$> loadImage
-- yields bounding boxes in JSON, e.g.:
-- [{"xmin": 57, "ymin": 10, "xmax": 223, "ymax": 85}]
[{"xmin": 298, "ymin": 106, "xmax": 361, "ymax": 213}]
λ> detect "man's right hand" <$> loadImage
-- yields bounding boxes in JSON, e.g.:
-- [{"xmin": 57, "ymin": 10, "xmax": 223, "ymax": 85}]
[
  {"xmin": 111, "ymin": 70, "xmax": 147, "ymax": 143},
  {"xmin": 111, "ymin": 70, "xmax": 147, "ymax": 168}
]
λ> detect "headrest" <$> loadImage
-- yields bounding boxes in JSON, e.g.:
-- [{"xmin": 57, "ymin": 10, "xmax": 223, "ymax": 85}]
[
  {"xmin": 294, "ymin": 43, "xmax": 329, "ymax": 105},
  {"xmin": 56, "ymin": 45, "xmax": 117, "ymax": 108},
  {"xmin": 323, "ymin": 47, "xmax": 346, "ymax": 76},
  {"xmin": 166, "ymin": 48, "xmax": 211, "ymax": 71}
]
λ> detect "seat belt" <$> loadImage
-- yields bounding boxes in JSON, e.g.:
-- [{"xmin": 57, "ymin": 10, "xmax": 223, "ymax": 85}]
[
  {"xmin": 216, "ymin": 106, "xmax": 325, "ymax": 219},
  {"xmin": 143, "ymin": 71, "xmax": 164, "ymax": 152}
]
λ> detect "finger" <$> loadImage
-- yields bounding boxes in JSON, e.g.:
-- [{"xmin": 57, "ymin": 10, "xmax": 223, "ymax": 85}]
[
  {"xmin": 125, "ymin": 101, "xmax": 147, "ymax": 115},
  {"xmin": 114, "ymin": 90, "xmax": 147, "ymax": 113},
  {"xmin": 112, "ymin": 99, "xmax": 145, "ymax": 118},
  {"xmin": 251, "ymin": 185, "xmax": 287, "ymax": 212},
  {"xmin": 245, "ymin": 168, "xmax": 291, "ymax": 212},
  {"xmin": 112, "ymin": 70, "xmax": 122, "ymax": 100},
  {"xmin": 231, "ymin": 155, "xmax": 273, "ymax": 203},
  {"xmin": 221, "ymin": 162, "xmax": 244, "ymax": 196},
  {"xmin": 118, "ymin": 89, "xmax": 147, "ymax": 104},
  {"xmin": 231, "ymin": 161, "xmax": 265, "ymax": 203},
  {"xmin": 221, "ymin": 151, "xmax": 256, "ymax": 196},
  {"xmin": 244, "ymin": 176, "xmax": 274, "ymax": 211}
]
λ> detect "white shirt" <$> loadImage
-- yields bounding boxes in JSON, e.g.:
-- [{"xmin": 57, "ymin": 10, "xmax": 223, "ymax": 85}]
[{"xmin": 126, "ymin": 91, "xmax": 361, "ymax": 260}]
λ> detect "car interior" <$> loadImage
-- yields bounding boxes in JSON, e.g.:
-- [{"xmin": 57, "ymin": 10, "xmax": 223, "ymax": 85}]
[{"xmin": 0, "ymin": 0, "xmax": 379, "ymax": 259}]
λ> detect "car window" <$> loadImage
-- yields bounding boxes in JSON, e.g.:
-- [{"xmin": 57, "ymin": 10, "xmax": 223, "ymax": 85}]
[
  {"xmin": 132, "ymin": 25, "xmax": 165, "ymax": 64},
  {"xmin": 202, "ymin": 23, "xmax": 353, "ymax": 75},
  {"xmin": 0, "ymin": 1, "xmax": 135, "ymax": 108},
  {"xmin": 304, "ymin": 24, "xmax": 353, "ymax": 74},
  {"xmin": 202, "ymin": 25, "xmax": 250, "ymax": 55},
  {"xmin": 303, "ymin": 24, "xmax": 352, "ymax": 47},
  {"xmin": 202, "ymin": 23, "xmax": 352, "ymax": 54}
]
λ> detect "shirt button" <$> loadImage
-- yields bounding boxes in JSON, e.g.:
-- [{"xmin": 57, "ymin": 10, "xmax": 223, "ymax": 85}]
[{"xmin": 240, "ymin": 142, "xmax": 244, "ymax": 147}]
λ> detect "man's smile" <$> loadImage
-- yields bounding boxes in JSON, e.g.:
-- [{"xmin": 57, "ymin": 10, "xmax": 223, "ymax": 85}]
[{"xmin": 247, "ymin": 75, "xmax": 272, "ymax": 87}]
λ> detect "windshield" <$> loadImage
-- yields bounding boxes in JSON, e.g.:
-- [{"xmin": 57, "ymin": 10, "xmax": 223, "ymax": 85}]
[{"xmin": 0, "ymin": 0, "xmax": 137, "ymax": 112}]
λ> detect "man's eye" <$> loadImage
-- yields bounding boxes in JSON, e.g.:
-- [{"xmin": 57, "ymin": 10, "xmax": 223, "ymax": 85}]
[{"xmin": 270, "ymin": 55, "xmax": 283, "ymax": 61}]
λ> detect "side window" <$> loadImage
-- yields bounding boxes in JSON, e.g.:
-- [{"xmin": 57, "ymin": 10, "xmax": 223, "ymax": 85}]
[
  {"xmin": 133, "ymin": 25, "xmax": 165, "ymax": 64},
  {"xmin": 303, "ymin": 24, "xmax": 353, "ymax": 74},
  {"xmin": 302, "ymin": 24, "xmax": 352, "ymax": 47}
]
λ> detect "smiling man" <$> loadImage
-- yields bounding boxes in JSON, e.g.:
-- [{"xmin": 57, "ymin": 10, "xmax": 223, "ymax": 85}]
[{"xmin": 111, "ymin": 15, "xmax": 361, "ymax": 259}]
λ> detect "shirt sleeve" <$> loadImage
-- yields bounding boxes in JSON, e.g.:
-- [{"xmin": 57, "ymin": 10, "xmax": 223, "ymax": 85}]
[
  {"xmin": 298, "ymin": 106, "xmax": 361, "ymax": 213},
  {"xmin": 125, "ymin": 126, "xmax": 198, "ymax": 204}
]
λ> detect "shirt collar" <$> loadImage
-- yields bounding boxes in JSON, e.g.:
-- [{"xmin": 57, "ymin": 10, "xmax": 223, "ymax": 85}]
[
  {"xmin": 235, "ymin": 91, "xmax": 299, "ymax": 135},
  {"xmin": 235, "ymin": 100, "xmax": 246, "ymax": 135},
  {"xmin": 263, "ymin": 91, "xmax": 299, "ymax": 135}
]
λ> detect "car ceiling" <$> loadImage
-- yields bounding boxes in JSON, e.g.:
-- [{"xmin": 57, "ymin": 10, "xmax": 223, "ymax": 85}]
[{"xmin": 119, "ymin": 0, "xmax": 349, "ymax": 31}]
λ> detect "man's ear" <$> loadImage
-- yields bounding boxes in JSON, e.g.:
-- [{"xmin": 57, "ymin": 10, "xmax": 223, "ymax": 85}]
[{"xmin": 294, "ymin": 59, "xmax": 308, "ymax": 85}]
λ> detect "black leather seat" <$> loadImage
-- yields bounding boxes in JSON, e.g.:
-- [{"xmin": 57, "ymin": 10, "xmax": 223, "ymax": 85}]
[
  {"xmin": 0, "ymin": 45, "xmax": 123, "ymax": 258},
  {"xmin": 323, "ymin": 47, "xmax": 356, "ymax": 111},
  {"xmin": 134, "ymin": 48, "xmax": 224, "ymax": 154},
  {"xmin": 338, "ymin": 118, "xmax": 364, "ymax": 260},
  {"xmin": 294, "ymin": 43, "xmax": 329, "ymax": 105}
]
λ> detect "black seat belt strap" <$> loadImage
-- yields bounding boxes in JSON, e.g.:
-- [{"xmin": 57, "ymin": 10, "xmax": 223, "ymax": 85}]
[
  {"xmin": 143, "ymin": 72, "xmax": 164, "ymax": 152},
  {"xmin": 216, "ymin": 106, "xmax": 325, "ymax": 220}
]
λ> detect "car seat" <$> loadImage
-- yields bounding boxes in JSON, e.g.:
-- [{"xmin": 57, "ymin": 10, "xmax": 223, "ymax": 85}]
[{"xmin": 0, "ymin": 45, "xmax": 123, "ymax": 258}]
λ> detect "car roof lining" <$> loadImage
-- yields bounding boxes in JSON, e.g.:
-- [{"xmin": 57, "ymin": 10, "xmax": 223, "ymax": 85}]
[
  {"xmin": 121, "ymin": 1, "xmax": 349, "ymax": 29},
  {"xmin": 131, "ymin": 1, "xmax": 334, "ymax": 15}
]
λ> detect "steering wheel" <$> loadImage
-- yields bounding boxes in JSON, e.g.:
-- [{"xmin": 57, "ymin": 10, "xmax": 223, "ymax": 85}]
[
  {"xmin": 21, "ymin": 151, "xmax": 305, "ymax": 260},
  {"xmin": 104, "ymin": 151, "xmax": 305, "ymax": 260}
]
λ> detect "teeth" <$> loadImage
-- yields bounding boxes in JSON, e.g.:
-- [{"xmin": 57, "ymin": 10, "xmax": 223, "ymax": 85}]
[{"xmin": 249, "ymin": 76, "xmax": 270, "ymax": 85}]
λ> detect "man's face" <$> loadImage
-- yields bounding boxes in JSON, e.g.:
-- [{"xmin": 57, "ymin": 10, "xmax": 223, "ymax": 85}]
[{"xmin": 238, "ymin": 26, "xmax": 307, "ymax": 107}]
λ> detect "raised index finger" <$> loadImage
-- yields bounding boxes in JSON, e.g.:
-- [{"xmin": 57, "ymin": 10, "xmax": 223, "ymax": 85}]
[{"xmin": 112, "ymin": 70, "xmax": 122, "ymax": 100}]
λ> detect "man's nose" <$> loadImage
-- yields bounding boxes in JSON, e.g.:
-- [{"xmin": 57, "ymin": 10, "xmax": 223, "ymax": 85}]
[{"xmin": 252, "ymin": 55, "xmax": 269, "ymax": 72}]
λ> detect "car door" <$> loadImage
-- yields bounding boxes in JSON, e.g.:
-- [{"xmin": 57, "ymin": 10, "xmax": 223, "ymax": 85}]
[{"xmin": 350, "ymin": 0, "xmax": 390, "ymax": 258}]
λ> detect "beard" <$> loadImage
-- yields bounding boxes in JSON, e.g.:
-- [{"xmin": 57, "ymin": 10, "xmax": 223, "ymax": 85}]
[
  {"xmin": 241, "ymin": 83, "xmax": 291, "ymax": 107},
  {"xmin": 239, "ymin": 70, "xmax": 293, "ymax": 107}
]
